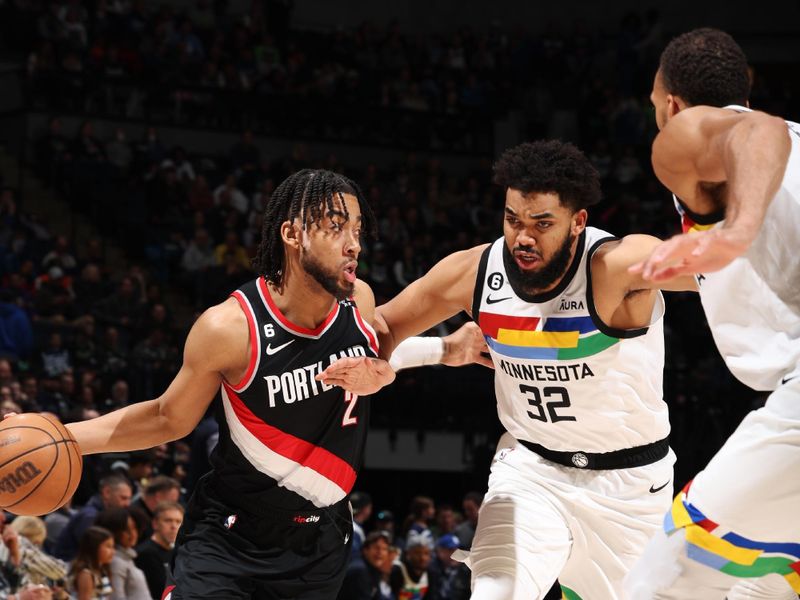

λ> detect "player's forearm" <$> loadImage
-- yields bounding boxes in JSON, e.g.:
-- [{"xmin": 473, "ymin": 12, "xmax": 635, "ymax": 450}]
[
  {"xmin": 722, "ymin": 114, "xmax": 790, "ymax": 238},
  {"xmin": 65, "ymin": 399, "xmax": 183, "ymax": 455}
]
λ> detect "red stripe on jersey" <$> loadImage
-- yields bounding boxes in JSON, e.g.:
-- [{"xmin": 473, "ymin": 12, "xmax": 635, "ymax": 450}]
[
  {"xmin": 352, "ymin": 304, "xmax": 379, "ymax": 356},
  {"xmin": 223, "ymin": 383, "xmax": 357, "ymax": 494},
  {"xmin": 257, "ymin": 277, "xmax": 340, "ymax": 337},
  {"xmin": 229, "ymin": 291, "xmax": 258, "ymax": 391},
  {"xmin": 479, "ymin": 312, "xmax": 541, "ymax": 339},
  {"xmin": 161, "ymin": 585, "xmax": 176, "ymax": 600}
]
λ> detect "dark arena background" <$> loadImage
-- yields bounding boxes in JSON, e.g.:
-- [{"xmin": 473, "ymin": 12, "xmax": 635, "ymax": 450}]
[{"xmin": 0, "ymin": 1, "xmax": 799, "ymax": 598}]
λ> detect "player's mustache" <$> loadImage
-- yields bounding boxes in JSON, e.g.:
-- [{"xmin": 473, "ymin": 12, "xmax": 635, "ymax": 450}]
[{"xmin": 513, "ymin": 246, "xmax": 542, "ymax": 258}]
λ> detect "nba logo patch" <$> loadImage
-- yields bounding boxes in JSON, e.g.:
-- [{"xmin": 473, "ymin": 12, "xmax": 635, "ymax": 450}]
[{"xmin": 224, "ymin": 514, "xmax": 238, "ymax": 530}]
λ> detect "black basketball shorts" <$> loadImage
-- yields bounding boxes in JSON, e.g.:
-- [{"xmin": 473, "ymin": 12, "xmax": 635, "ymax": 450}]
[{"xmin": 163, "ymin": 478, "xmax": 353, "ymax": 599}]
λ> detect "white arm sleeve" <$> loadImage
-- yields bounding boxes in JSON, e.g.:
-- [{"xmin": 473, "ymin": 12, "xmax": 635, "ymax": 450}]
[{"xmin": 388, "ymin": 337, "xmax": 444, "ymax": 371}]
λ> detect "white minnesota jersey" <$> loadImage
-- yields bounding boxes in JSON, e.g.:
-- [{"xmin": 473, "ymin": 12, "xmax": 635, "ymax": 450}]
[
  {"xmin": 673, "ymin": 106, "xmax": 800, "ymax": 390},
  {"xmin": 473, "ymin": 228, "xmax": 669, "ymax": 453}
]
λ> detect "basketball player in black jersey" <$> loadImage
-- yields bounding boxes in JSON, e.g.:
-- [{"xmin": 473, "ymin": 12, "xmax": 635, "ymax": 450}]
[{"xmin": 22, "ymin": 169, "xmax": 485, "ymax": 599}]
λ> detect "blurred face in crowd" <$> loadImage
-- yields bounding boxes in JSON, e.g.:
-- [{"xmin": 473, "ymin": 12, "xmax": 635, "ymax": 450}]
[
  {"xmin": 102, "ymin": 482, "xmax": 133, "ymax": 509},
  {"xmin": 436, "ymin": 507, "xmax": 456, "ymax": 534},
  {"xmin": 436, "ymin": 545, "xmax": 458, "ymax": 567},
  {"xmin": 405, "ymin": 544, "xmax": 432, "ymax": 573},
  {"xmin": 463, "ymin": 498, "xmax": 480, "ymax": 525},
  {"xmin": 120, "ymin": 516, "xmax": 138, "ymax": 549},
  {"xmin": 153, "ymin": 508, "xmax": 184, "ymax": 547},
  {"xmin": 362, "ymin": 537, "xmax": 389, "ymax": 570},
  {"xmin": 98, "ymin": 536, "xmax": 116, "ymax": 565},
  {"xmin": 289, "ymin": 193, "xmax": 362, "ymax": 301},
  {"xmin": 502, "ymin": 189, "xmax": 586, "ymax": 293}
]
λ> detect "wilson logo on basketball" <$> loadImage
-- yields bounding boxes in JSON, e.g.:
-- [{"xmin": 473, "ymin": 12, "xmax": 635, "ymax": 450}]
[
  {"xmin": 0, "ymin": 461, "xmax": 43, "ymax": 494},
  {"xmin": 0, "ymin": 435, "xmax": 21, "ymax": 448}
]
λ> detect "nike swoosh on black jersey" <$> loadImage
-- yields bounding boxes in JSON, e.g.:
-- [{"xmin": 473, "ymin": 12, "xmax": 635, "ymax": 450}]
[
  {"xmin": 486, "ymin": 295, "xmax": 512, "ymax": 305},
  {"xmin": 649, "ymin": 481, "xmax": 670, "ymax": 494}
]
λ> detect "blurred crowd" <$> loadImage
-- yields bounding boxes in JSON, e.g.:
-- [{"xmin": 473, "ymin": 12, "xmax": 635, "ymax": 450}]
[{"xmin": 0, "ymin": 1, "xmax": 786, "ymax": 598}]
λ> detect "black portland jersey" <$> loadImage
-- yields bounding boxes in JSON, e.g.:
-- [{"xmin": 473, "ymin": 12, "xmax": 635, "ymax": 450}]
[{"xmin": 209, "ymin": 277, "xmax": 379, "ymax": 512}]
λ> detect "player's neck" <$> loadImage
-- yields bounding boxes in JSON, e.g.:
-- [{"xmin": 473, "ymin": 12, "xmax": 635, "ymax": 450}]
[{"xmin": 267, "ymin": 269, "xmax": 337, "ymax": 330}]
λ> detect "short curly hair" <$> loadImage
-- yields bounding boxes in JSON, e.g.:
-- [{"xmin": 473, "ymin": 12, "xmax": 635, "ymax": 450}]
[
  {"xmin": 660, "ymin": 28, "xmax": 750, "ymax": 107},
  {"xmin": 492, "ymin": 140, "xmax": 601, "ymax": 211}
]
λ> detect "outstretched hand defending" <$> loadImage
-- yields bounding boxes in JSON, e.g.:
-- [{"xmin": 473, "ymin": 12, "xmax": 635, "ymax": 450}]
[
  {"xmin": 441, "ymin": 322, "xmax": 493, "ymax": 369},
  {"xmin": 315, "ymin": 357, "xmax": 396, "ymax": 395},
  {"xmin": 629, "ymin": 227, "xmax": 752, "ymax": 282}
]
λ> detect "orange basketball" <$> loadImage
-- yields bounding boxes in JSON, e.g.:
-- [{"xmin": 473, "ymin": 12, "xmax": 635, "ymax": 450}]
[{"xmin": 0, "ymin": 413, "xmax": 82, "ymax": 516}]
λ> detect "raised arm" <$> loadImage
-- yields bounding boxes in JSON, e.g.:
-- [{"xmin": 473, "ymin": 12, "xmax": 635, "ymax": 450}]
[
  {"xmin": 66, "ymin": 300, "xmax": 248, "ymax": 454},
  {"xmin": 373, "ymin": 245, "xmax": 485, "ymax": 359},
  {"xmin": 637, "ymin": 106, "xmax": 791, "ymax": 280},
  {"xmin": 316, "ymin": 247, "xmax": 486, "ymax": 392}
]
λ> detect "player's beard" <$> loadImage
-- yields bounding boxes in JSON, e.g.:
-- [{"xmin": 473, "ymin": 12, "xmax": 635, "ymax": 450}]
[
  {"xmin": 301, "ymin": 250, "xmax": 353, "ymax": 301},
  {"xmin": 503, "ymin": 231, "xmax": 575, "ymax": 294}
]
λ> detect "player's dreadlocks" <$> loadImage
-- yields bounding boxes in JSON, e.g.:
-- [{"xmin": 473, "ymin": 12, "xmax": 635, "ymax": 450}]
[
  {"xmin": 253, "ymin": 169, "xmax": 376, "ymax": 285},
  {"xmin": 660, "ymin": 28, "xmax": 750, "ymax": 108}
]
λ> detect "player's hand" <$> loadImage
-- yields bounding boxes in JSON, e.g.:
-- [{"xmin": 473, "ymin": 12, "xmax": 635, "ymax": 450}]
[
  {"xmin": 629, "ymin": 227, "xmax": 752, "ymax": 282},
  {"xmin": 441, "ymin": 322, "xmax": 493, "ymax": 369},
  {"xmin": 316, "ymin": 357, "xmax": 396, "ymax": 395},
  {"xmin": 2, "ymin": 412, "xmax": 17, "ymax": 419}
]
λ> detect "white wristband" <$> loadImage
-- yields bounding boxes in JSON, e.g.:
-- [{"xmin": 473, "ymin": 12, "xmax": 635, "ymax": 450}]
[{"xmin": 388, "ymin": 337, "xmax": 445, "ymax": 371}]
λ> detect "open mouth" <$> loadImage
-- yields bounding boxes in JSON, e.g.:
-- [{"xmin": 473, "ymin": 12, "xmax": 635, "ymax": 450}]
[
  {"xmin": 343, "ymin": 262, "xmax": 357, "ymax": 283},
  {"xmin": 513, "ymin": 252, "xmax": 542, "ymax": 270}
]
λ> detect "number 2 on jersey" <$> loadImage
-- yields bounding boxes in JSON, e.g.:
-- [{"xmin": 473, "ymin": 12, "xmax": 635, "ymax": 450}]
[
  {"xmin": 342, "ymin": 392, "xmax": 359, "ymax": 427},
  {"xmin": 520, "ymin": 385, "xmax": 576, "ymax": 423}
]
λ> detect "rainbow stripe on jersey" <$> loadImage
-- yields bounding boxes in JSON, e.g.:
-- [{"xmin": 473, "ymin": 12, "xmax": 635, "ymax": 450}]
[
  {"xmin": 479, "ymin": 312, "xmax": 618, "ymax": 361},
  {"xmin": 665, "ymin": 482, "xmax": 800, "ymax": 592}
]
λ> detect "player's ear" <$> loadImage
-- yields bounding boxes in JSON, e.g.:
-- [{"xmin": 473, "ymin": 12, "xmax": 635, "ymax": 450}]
[
  {"xmin": 572, "ymin": 209, "xmax": 588, "ymax": 235},
  {"xmin": 280, "ymin": 220, "xmax": 302, "ymax": 250},
  {"xmin": 666, "ymin": 94, "xmax": 687, "ymax": 118}
]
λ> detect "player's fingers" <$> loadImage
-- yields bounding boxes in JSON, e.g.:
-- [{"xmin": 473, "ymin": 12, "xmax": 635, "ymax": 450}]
[
  {"xmin": 628, "ymin": 261, "xmax": 644, "ymax": 275},
  {"xmin": 2, "ymin": 412, "xmax": 18, "ymax": 420},
  {"xmin": 315, "ymin": 357, "xmax": 365, "ymax": 379},
  {"xmin": 650, "ymin": 263, "xmax": 691, "ymax": 282},
  {"xmin": 475, "ymin": 354, "xmax": 495, "ymax": 369}
]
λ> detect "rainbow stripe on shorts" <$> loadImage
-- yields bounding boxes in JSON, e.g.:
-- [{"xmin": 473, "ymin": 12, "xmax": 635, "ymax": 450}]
[{"xmin": 665, "ymin": 482, "xmax": 800, "ymax": 592}]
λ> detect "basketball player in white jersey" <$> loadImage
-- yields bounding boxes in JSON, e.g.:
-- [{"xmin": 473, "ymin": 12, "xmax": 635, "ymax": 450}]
[
  {"xmin": 320, "ymin": 139, "xmax": 697, "ymax": 600},
  {"xmin": 624, "ymin": 28, "xmax": 800, "ymax": 599}
]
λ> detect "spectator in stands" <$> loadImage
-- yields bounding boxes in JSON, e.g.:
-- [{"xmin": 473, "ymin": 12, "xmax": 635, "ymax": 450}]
[
  {"xmin": 39, "ymin": 332, "xmax": 71, "ymax": 380},
  {"xmin": 44, "ymin": 499, "xmax": 75, "ymax": 556},
  {"xmin": 402, "ymin": 496, "xmax": 435, "ymax": 550},
  {"xmin": 427, "ymin": 534, "xmax": 470, "ymax": 600},
  {"xmin": 68, "ymin": 526, "xmax": 114, "ymax": 600},
  {"xmin": 431, "ymin": 505, "xmax": 457, "ymax": 538},
  {"xmin": 453, "ymin": 492, "xmax": 482, "ymax": 550},
  {"xmin": 41, "ymin": 236, "xmax": 77, "ymax": 275},
  {"xmin": 0, "ymin": 289, "xmax": 34, "ymax": 361},
  {"xmin": 55, "ymin": 475, "xmax": 133, "ymax": 561},
  {"xmin": 94, "ymin": 508, "xmax": 150, "ymax": 600},
  {"xmin": 213, "ymin": 174, "xmax": 249, "ymax": 215},
  {"xmin": 93, "ymin": 277, "xmax": 143, "ymax": 330},
  {"xmin": 350, "ymin": 491, "xmax": 373, "ymax": 560},
  {"xmin": 130, "ymin": 476, "xmax": 180, "ymax": 542},
  {"xmin": 337, "ymin": 530, "xmax": 394, "ymax": 600},
  {"xmin": 10, "ymin": 516, "xmax": 68, "ymax": 591},
  {"xmin": 134, "ymin": 501, "xmax": 183, "ymax": 600},
  {"xmin": 374, "ymin": 510, "xmax": 396, "ymax": 545},
  {"xmin": 391, "ymin": 531, "xmax": 434, "ymax": 599}
]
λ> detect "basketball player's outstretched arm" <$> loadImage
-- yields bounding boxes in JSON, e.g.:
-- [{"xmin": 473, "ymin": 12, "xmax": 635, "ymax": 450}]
[
  {"xmin": 317, "ymin": 246, "xmax": 488, "ymax": 392},
  {"xmin": 633, "ymin": 106, "xmax": 791, "ymax": 281},
  {"xmin": 64, "ymin": 300, "xmax": 246, "ymax": 454}
]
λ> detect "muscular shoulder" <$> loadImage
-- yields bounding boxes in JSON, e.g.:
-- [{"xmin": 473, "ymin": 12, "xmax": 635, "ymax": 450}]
[
  {"xmin": 186, "ymin": 298, "xmax": 250, "ymax": 373},
  {"xmin": 352, "ymin": 279, "xmax": 376, "ymax": 325}
]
